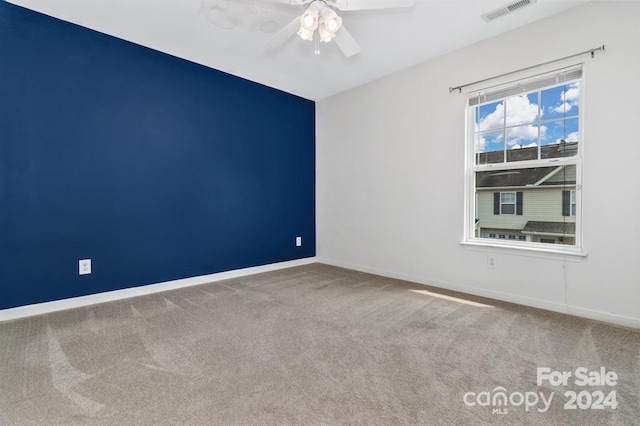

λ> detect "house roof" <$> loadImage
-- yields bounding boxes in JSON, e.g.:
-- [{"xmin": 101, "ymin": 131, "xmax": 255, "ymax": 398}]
[
  {"xmin": 477, "ymin": 141, "xmax": 578, "ymax": 165},
  {"xmin": 521, "ymin": 221, "xmax": 575, "ymax": 236},
  {"xmin": 476, "ymin": 166, "xmax": 560, "ymax": 188},
  {"xmin": 476, "ymin": 142, "xmax": 578, "ymax": 189}
]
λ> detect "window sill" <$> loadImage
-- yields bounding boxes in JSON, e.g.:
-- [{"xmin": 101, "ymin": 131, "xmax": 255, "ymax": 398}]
[{"xmin": 460, "ymin": 240, "xmax": 587, "ymax": 261}]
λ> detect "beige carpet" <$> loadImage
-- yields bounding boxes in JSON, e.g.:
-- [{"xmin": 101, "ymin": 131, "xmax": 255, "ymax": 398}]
[{"xmin": 1, "ymin": 263, "xmax": 638, "ymax": 425}]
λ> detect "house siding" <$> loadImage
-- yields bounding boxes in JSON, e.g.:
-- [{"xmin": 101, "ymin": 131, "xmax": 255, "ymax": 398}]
[{"xmin": 478, "ymin": 187, "xmax": 576, "ymax": 231}]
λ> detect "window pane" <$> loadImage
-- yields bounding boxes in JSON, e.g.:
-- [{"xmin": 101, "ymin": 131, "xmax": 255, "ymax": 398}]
[
  {"xmin": 476, "ymin": 130, "xmax": 504, "ymax": 164},
  {"xmin": 501, "ymin": 193, "xmax": 515, "ymax": 203},
  {"xmin": 506, "ymin": 124, "xmax": 540, "ymax": 162},
  {"xmin": 541, "ymin": 118, "xmax": 579, "ymax": 159},
  {"xmin": 477, "ymin": 100, "xmax": 504, "ymax": 132},
  {"xmin": 542, "ymin": 82, "xmax": 580, "ymax": 120},
  {"xmin": 475, "ymin": 165, "xmax": 577, "ymax": 246},
  {"xmin": 564, "ymin": 117, "xmax": 579, "ymax": 142},
  {"xmin": 501, "ymin": 204, "xmax": 515, "ymax": 214},
  {"xmin": 542, "ymin": 118, "xmax": 579, "ymax": 145},
  {"xmin": 505, "ymin": 92, "xmax": 539, "ymax": 126}
]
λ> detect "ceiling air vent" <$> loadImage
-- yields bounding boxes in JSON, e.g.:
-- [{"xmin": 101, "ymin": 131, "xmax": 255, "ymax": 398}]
[{"xmin": 482, "ymin": 0, "xmax": 537, "ymax": 23}]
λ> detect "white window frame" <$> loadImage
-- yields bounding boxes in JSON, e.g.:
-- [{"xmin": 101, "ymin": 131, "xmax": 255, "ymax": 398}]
[{"xmin": 462, "ymin": 65, "xmax": 585, "ymax": 256}]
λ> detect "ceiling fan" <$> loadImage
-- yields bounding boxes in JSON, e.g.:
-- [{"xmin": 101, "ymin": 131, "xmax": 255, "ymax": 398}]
[{"xmin": 265, "ymin": 0, "xmax": 415, "ymax": 57}]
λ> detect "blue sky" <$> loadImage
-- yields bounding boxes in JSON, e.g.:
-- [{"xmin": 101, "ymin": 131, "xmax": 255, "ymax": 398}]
[{"xmin": 475, "ymin": 82, "xmax": 580, "ymax": 154}]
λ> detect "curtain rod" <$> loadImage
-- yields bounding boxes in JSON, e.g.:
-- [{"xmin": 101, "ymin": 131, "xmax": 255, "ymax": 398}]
[{"xmin": 448, "ymin": 45, "xmax": 605, "ymax": 93}]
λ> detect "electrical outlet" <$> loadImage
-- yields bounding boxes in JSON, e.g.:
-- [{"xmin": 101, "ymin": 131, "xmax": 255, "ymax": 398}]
[
  {"xmin": 79, "ymin": 259, "xmax": 91, "ymax": 275},
  {"xmin": 487, "ymin": 255, "xmax": 497, "ymax": 269},
  {"xmin": 296, "ymin": 236, "xmax": 302, "ymax": 247}
]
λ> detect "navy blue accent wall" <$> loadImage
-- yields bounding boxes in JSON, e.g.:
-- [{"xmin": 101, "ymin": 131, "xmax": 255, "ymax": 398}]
[{"xmin": 0, "ymin": 3, "xmax": 315, "ymax": 310}]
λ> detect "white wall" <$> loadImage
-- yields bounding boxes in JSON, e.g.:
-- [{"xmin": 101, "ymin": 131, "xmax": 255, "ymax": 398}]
[{"xmin": 316, "ymin": 1, "xmax": 640, "ymax": 328}]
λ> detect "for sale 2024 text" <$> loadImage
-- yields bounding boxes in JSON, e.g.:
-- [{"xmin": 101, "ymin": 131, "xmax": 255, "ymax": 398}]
[{"xmin": 537, "ymin": 367, "xmax": 618, "ymax": 410}]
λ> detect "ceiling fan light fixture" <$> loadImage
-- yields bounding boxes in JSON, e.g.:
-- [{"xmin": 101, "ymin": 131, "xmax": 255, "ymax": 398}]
[
  {"xmin": 297, "ymin": 25, "xmax": 314, "ymax": 41},
  {"xmin": 292, "ymin": 1, "xmax": 352, "ymax": 49},
  {"xmin": 300, "ymin": 5, "xmax": 319, "ymax": 31},
  {"xmin": 318, "ymin": 23, "xmax": 335, "ymax": 42},
  {"xmin": 266, "ymin": 0, "xmax": 412, "ymax": 57},
  {"xmin": 321, "ymin": 8, "xmax": 342, "ymax": 33}
]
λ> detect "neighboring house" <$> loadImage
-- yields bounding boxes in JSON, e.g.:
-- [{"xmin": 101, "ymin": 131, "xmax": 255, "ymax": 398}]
[{"xmin": 475, "ymin": 142, "xmax": 577, "ymax": 245}]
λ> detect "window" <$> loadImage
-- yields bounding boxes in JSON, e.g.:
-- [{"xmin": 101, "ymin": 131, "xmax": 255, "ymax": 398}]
[
  {"xmin": 562, "ymin": 190, "xmax": 577, "ymax": 217},
  {"xmin": 494, "ymin": 191, "xmax": 523, "ymax": 215},
  {"xmin": 465, "ymin": 66, "xmax": 582, "ymax": 252},
  {"xmin": 500, "ymin": 192, "xmax": 515, "ymax": 214}
]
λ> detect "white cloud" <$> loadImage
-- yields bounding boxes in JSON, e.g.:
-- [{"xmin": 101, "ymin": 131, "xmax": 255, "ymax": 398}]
[
  {"xmin": 562, "ymin": 84, "xmax": 580, "ymax": 102},
  {"xmin": 507, "ymin": 123, "xmax": 539, "ymax": 144},
  {"xmin": 565, "ymin": 131, "xmax": 579, "ymax": 142},
  {"xmin": 552, "ymin": 102, "xmax": 573, "ymax": 114},
  {"xmin": 505, "ymin": 95, "xmax": 538, "ymax": 127},
  {"xmin": 551, "ymin": 82, "xmax": 580, "ymax": 114},
  {"xmin": 476, "ymin": 132, "xmax": 504, "ymax": 153},
  {"xmin": 478, "ymin": 102, "xmax": 506, "ymax": 133},
  {"xmin": 553, "ymin": 131, "xmax": 579, "ymax": 144},
  {"xmin": 477, "ymin": 95, "xmax": 544, "ymax": 148}
]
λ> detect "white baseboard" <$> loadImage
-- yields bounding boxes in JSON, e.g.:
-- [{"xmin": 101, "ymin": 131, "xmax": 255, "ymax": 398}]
[
  {"xmin": 316, "ymin": 257, "xmax": 640, "ymax": 329},
  {"xmin": 0, "ymin": 257, "xmax": 317, "ymax": 322},
  {"xmin": 6, "ymin": 256, "xmax": 637, "ymax": 329}
]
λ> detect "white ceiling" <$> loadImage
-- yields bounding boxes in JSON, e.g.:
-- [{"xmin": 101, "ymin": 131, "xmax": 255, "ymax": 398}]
[{"xmin": 8, "ymin": 0, "xmax": 591, "ymax": 100}]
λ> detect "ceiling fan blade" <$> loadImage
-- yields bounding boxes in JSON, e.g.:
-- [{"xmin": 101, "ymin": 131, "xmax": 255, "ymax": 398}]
[
  {"xmin": 333, "ymin": 0, "xmax": 415, "ymax": 11},
  {"xmin": 264, "ymin": 16, "xmax": 301, "ymax": 51},
  {"xmin": 334, "ymin": 26, "xmax": 361, "ymax": 57}
]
